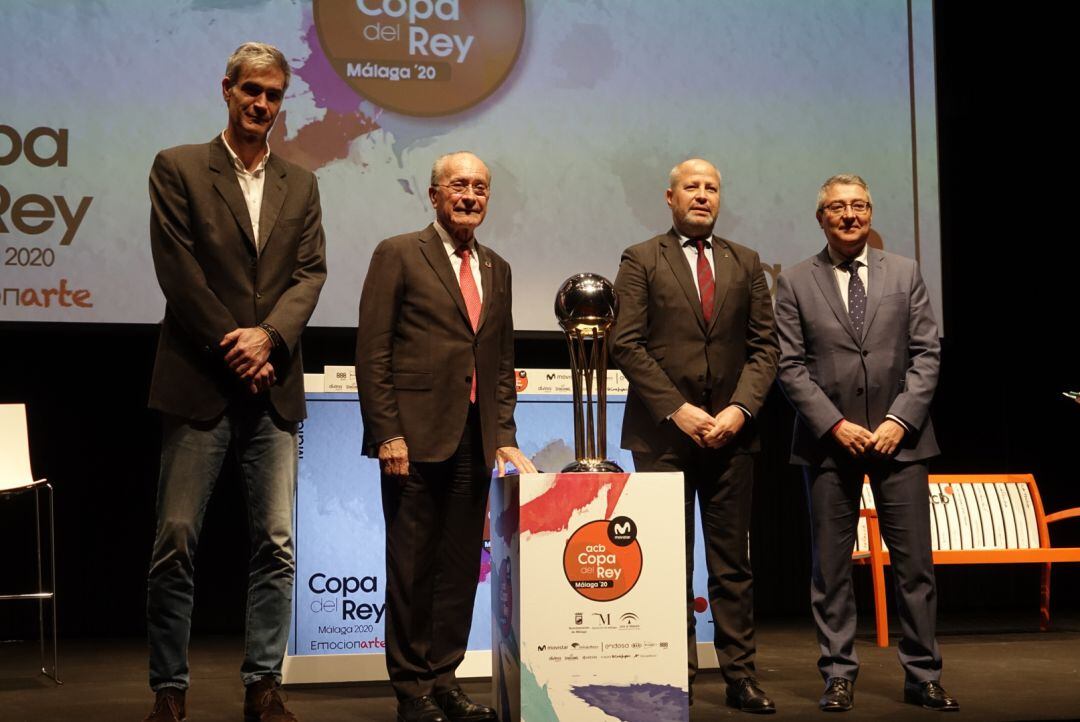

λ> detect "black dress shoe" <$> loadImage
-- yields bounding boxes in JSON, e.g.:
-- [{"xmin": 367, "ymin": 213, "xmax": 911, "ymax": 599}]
[
  {"xmin": 435, "ymin": 689, "xmax": 497, "ymax": 721},
  {"xmin": 397, "ymin": 696, "xmax": 448, "ymax": 722},
  {"xmin": 904, "ymin": 681, "xmax": 959, "ymax": 711},
  {"xmin": 725, "ymin": 677, "xmax": 776, "ymax": 714},
  {"xmin": 819, "ymin": 677, "xmax": 854, "ymax": 712}
]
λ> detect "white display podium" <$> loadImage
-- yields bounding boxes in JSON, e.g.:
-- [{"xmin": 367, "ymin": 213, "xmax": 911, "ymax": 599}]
[{"xmin": 489, "ymin": 472, "xmax": 689, "ymax": 722}]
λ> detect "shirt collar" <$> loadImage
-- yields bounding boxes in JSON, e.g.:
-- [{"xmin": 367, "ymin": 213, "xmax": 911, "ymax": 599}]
[
  {"xmin": 435, "ymin": 219, "xmax": 476, "ymax": 258},
  {"xmin": 827, "ymin": 242, "xmax": 869, "ymax": 269},
  {"xmin": 221, "ymin": 131, "xmax": 270, "ymax": 175},
  {"xmin": 676, "ymin": 230, "xmax": 712, "ymax": 249}
]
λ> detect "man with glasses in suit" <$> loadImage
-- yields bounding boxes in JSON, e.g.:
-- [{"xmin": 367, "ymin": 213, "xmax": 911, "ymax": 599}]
[{"xmin": 774, "ymin": 174, "xmax": 958, "ymax": 713}]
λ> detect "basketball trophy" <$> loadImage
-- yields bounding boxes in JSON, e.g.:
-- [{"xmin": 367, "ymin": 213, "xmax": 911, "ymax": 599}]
[{"xmin": 554, "ymin": 273, "xmax": 623, "ymax": 473}]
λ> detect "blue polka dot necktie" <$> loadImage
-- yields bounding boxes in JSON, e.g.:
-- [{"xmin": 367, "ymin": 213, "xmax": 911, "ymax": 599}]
[{"xmin": 842, "ymin": 260, "xmax": 865, "ymax": 338}]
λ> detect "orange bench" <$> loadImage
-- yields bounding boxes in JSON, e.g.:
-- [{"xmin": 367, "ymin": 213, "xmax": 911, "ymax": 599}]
[{"xmin": 853, "ymin": 474, "xmax": 1080, "ymax": 647}]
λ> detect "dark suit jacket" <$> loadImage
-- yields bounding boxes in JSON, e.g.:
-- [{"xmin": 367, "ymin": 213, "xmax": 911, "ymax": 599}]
[
  {"xmin": 355, "ymin": 225, "xmax": 518, "ymax": 469},
  {"xmin": 610, "ymin": 229, "xmax": 779, "ymax": 455},
  {"xmin": 775, "ymin": 246, "xmax": 940, "ymax": 467},
  {"xmin": 148, "ymin": 136, "xmax": 327, "ymax": 423}
]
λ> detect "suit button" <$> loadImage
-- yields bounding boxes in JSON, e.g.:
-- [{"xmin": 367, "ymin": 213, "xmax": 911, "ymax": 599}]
[
  {"xmin": 465, "ymin": 375, "xmax": 472, "ymax": 384},
  {"xmin": 256, "ymin": 291, "xmax": 263, "ymax": 299},
  {"xmin": 862, "ymin": 350, "xmax": 869, "ymax": 357},
  {"xmin": 856, "ymin": 387, "xmax": 864, "ymax": 395}
]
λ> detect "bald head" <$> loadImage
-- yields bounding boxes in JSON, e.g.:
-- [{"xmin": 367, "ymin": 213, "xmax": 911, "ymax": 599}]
[
  {"xmin": 669, "ymin": 158, "xmax": 721, "ymax": 189},
  {"xmin": 666, "ymin": 158, "xmax": 722, "ymax": 238},
  {"xmin": 431, "ymin": 151, "xmax": 490, "ymax": 187}
]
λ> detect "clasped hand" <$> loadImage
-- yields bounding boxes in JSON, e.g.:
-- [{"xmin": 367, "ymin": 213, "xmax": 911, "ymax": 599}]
[
  {"xmin": 831, "ymin": 419, "xmax": 906, "ymax": 458},
  {"xmin": 672, "ymin": 403, "xmax": 745, "ymax": 448},
  {"xmin": 220, "ymin": 327, "xmax": 274, "ymax": 394}
]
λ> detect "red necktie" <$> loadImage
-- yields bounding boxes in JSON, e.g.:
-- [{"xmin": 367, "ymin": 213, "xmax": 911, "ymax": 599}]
[
  {"xmin": 696, "ymin": 240, "xmax": 714, "ymax": 324},
  {"xmin": 457, "ymin": 246, "xmax": 482, "ymax": 402}
]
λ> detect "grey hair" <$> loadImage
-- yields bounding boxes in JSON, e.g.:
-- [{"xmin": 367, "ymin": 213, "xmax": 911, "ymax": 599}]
[
  {"xmin": 225, "ymin": 42, "xmax": 291, "ymax": 90},
  {"xmin": 430, "ymin": 151, "xmax": 490, "ymax": 187},
  {"xmin": 668, "ymin": 158, "xmax": 722, "ymax": 188},
  {"xmin": 816, "ymin": 174, "xmax": 872, "ymax": 211}
]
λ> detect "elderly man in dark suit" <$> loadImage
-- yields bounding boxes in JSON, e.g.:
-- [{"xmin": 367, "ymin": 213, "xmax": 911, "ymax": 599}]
[
  {"xmin": 774, "ymin": 174, "xmax": 958, "ymax": 712},
  {"xmin": 610, "ymin": 158, "xmax": 779, "ymax": 714},
  {"xmin": 356, "ymin": 151, "xmax": 536, "ymax": 722},
  {"xmin": 144, "ymin": 42, "xmax": 326, "ymax": 722}
]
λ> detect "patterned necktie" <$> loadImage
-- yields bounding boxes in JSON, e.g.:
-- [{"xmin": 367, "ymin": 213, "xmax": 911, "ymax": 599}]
[
  {"xmin": 842, "ymin": 260, "xmax": 866, "ymax": 338},
  {"xmin": 457, "ymin": 246, "xmax": 482, "ymax": 402},
  {"xmin": 695, "ymin": 239, "xmax": 714, "ymax": 324}
]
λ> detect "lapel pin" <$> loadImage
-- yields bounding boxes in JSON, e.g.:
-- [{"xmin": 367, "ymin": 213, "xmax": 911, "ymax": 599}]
[{"xmin": 484, "ymin": 260, "xmax": 492, "ymax": 268}]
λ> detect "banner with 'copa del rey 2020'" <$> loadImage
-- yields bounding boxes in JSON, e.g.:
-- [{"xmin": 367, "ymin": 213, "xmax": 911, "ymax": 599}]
[{"xmin": 2, "ymin": 0, "xmax": 941, "ymax": 330}]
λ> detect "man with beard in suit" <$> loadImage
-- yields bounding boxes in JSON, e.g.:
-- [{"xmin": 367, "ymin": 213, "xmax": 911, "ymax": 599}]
[{"xmin": 611, "ymin": 158, "xmax": 779, "ymax": 714}]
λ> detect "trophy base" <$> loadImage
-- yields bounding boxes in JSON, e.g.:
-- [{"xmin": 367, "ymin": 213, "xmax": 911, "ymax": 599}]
[{"xmin": 560, "ymin": 459, "xmax": 625, "ymax": 473}]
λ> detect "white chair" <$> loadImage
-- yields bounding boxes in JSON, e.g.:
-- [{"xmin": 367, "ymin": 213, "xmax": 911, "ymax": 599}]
[{"xmin": 0, "ymin": 404, "xmax": 60, "ymax": 684}]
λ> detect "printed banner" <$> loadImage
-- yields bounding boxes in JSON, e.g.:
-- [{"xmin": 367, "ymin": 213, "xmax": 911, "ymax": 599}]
[{"xmin": 491, "ymin": 472, "xmax": 688, "ymax": 722}]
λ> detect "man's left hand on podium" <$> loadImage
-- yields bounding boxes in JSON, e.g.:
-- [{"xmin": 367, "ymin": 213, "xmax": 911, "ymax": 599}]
[{"xmin": 496, "ymin": 446, "xmax": 537, "ymax": 476}]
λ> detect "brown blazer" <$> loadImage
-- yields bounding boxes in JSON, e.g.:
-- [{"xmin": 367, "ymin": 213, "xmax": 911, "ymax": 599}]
[
  {"xmin": 148, "ymin": 136, "xmax": 327, "ymax": 422},
  {"xmin": 611, "ymin": 229, "xmax": 779, "ymax": 454},
  {"xmin": 355, "ymin": 225, "xmax": 518, "ymax": 468}
]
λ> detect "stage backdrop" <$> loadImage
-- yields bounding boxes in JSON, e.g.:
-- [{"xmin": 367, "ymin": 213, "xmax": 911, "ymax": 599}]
[{"xmin": 1, "ymin": 0, "xmax": 940, "ymax": 330}]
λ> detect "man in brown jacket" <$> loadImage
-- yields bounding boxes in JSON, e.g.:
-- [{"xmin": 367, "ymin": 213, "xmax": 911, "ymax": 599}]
[
  {"xmin": 356, "ymin": 151, "xmax": 534, "ymax": 722},
  {"xmin": 144, "ymin": 42, "xmax": 326, "ymax": 722},
  {"xmin": 611, "ymin": 158, "xmax": 779, "ymax": 714}
]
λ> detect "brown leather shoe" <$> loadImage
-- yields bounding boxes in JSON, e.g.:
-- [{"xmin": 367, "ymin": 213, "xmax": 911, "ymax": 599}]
[
  {"xmin": 244, "ymin": 676, "xmax": 299, "ymax": 722},
  {"xmin": 144, "ymin": 687, "xmax": 186, "ymax": 721}
]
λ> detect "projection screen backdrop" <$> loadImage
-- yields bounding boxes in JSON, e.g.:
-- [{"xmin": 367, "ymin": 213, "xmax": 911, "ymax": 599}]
[{"xmin": 0, "ymin": 0, "xmax": 940, "ymax": 331}]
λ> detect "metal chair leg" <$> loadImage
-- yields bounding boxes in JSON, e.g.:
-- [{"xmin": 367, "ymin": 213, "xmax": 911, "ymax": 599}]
[
  {"xmin": 33, "ymin": 484, "xmax": 61, "ymax": 684},
  {"xmin": 47, "ymin": 483, "xmax": 60, "ymax": 684}
]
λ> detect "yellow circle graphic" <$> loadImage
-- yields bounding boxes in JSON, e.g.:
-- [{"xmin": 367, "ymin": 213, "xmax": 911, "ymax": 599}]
[{"xmin": 313, "ymin": 0, "xmax": 526, "ymax": 117}]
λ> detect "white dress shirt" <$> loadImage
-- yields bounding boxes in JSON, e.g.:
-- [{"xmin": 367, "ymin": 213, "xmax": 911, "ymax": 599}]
[
  {"xmin": 221, "ymin": 131, "xmax": 269, "ymax": 252},
  {"xmin": 676, "ymin": 231, "xmax": 715, "ymax": 299},
  {"xmin": 434, "ymin": 219, "xmax": 483, "ymax": 302},
  {"xmin": 827, "ymin": 242, "xmax": 869, "ymax": 311}
]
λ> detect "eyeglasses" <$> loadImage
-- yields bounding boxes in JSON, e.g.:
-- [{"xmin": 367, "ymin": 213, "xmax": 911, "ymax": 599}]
[
  {"xmin": 820, "ymin": 200, "xmax": 872, "ymax": 216},
  {"xmin": 436, "ymin": 181, "xmax": 489, "ymax": 198}
]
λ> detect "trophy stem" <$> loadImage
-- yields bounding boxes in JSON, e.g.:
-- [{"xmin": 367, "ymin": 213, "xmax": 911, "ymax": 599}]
[
  {"xmin": 596, "ymin": 333, "xmax": 609, "ymax": 462},
  {"xmin": 582, "ymin": 334, "xmax": 596, "ymax": 460},
  {"xmin": 565, "ymin": 334, "xmax": 586, "ymax": 460}
]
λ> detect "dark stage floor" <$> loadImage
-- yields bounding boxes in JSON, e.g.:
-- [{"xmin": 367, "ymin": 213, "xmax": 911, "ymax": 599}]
[{"xmin": 3, "ymin": 617, "xmax": 1080, "ymax": 721}]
